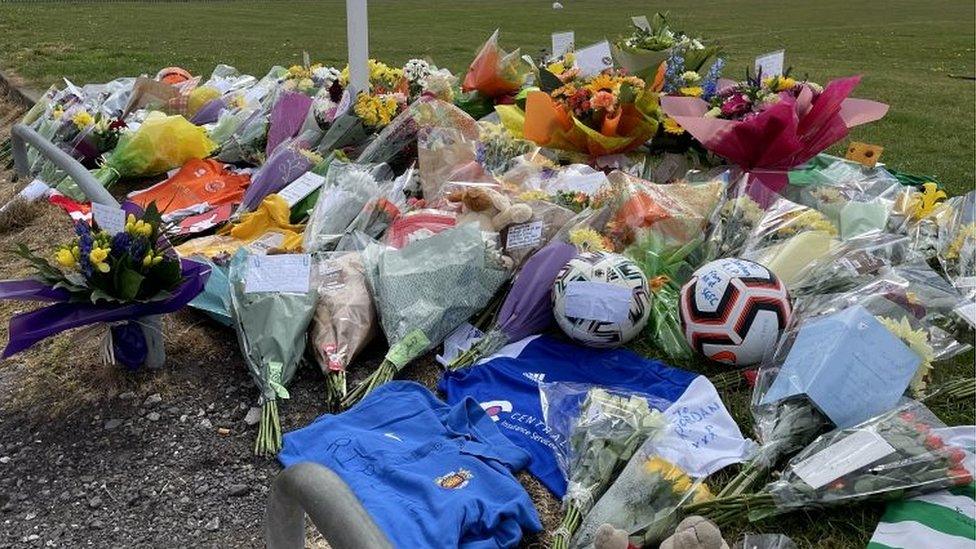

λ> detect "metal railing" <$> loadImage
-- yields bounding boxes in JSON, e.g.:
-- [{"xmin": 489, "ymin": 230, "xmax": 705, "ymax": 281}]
[
  {"xmin": 10, "ymin": 123, "xmax": 119, "ymax": 207},
  {"xmin": 265, "ymin": 462, "xmax": 392, "ymax": 549}
]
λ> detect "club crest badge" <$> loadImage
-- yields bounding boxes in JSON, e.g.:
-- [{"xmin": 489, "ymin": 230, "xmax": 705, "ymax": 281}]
[{"xmin": 435, "ymin": 468, "xmax": 473, "ymax": 490}]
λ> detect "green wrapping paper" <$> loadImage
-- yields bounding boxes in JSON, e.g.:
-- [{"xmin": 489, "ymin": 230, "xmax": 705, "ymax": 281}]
[
  {"xmin": 228, "ymin": 249, "xmax": 317, "ymax": 456},
  {"xmin": 342, "ymin": 223, "xmax": 510, "ymax": 406}
]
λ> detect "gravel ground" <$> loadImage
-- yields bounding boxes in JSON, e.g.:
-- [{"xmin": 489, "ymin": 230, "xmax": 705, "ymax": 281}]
[{"xmin": 0, "ymin": 97, "xmax": 555, "ymax": 548}]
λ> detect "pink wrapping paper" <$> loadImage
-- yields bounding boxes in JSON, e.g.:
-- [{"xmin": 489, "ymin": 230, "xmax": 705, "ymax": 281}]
[{"xmin": 662, "ymin": 76, "xmax": 888, "ymax": 172}]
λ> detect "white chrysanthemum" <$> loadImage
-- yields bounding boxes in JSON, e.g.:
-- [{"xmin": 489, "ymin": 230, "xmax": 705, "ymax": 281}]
[
  {"xmin": 691, "ymin": 38, "xmax": 705, "ymax": 50},
  {"xmin": 312, "ymin": 66, "xmax": 341, "ymax": 87},
  {"xmin": 403, "ymin": 59, "xmax": 432, "ymax": 83}
]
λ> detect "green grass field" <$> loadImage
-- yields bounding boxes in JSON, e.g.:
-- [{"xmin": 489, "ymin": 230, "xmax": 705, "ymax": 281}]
[{"xmin": 1, "ymin": 1, "xmax": 974, "ymax": 546}]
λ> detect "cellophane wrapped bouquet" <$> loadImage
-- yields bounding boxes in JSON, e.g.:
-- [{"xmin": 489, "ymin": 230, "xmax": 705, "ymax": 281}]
[
  {"xmin": 662, "ymin": 72, "xmax": 888, "ymax": 172},
  {"xmin": 302, "ymin": 162, "xmax": 393, "ymax": 253},
  {"xmin": 310, "ymin": 251, "xmax": 376, "ymax": 407},
  {"xmin": 496, "ymin": 69, "xmax": 659, "ymax": 157},
  {"xmin": 538, "ymin": 383, "xmax": 669, "ymax": 549},
  {"xmin": 229, "ymin": 250, "xmax": 317, "ymax": 455},
  {"xmin": 572, "ymin": 420, "xmax": 716, "ymax": 548},
  {"xmin": 611, "ymin": 12, "xmax": 721, "ymax": 79},
  {"xmin": 342, "ymin": 223, "xmax": 511, "ymax": 406},
  {"xmin": 689, "ymin": 400, "xmax": 973, "ymax": 524},
  {"xmin": 1, "ymin": 204, "xmax": 209, "ymax": 369},
  {"xmin": 935, "ymin": 190, "xmax": 976, "ymax": 299},
  {"xmin": 461, "ymin": 30, "xmax": 531, "ymax": 106}
]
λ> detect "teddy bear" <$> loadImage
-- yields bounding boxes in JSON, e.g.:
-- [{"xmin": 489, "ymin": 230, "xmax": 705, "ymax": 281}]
[{"xmin": 445, "ymin": 186, "xmax": 533, "ymax": 232}]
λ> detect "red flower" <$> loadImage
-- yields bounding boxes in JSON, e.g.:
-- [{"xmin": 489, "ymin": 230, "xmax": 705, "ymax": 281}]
[
  {"xmin": 899, "ymin": 412, "xmax": 916, "ymax": 422},
  {"xmin": 925, "ymin": 435, "xmax": 945, "ymax": 450},
  {"xmin": 948, "ymin": 467, "xmax": 973, "ymax": 486},
  {"xmin": 948, "ymin": 448, "xmax": 966, "ymax": 466}
]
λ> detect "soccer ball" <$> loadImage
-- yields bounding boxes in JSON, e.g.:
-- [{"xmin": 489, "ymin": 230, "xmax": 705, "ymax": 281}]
[
  {"xmin": 679, "ymin": 258, "xmax": 791, "ymax": 366},
  {"xmin": 552, "ymin": 252, "xmax": 651, "ymax": 348}
]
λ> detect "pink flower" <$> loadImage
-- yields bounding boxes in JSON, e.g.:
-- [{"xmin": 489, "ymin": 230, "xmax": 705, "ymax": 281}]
[
  {"xmin": 720, "ymin": 93, "xmax": 751, "ymax": 118},
  {"xmin": 590, "ymin": 90, "xmax": 616, "ymax": 112}
]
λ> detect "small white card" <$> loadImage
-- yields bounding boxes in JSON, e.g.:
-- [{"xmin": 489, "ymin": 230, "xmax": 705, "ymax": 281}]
[
  {"xmin": 631, "ymin": 15, "xmax": 651, "ymax": 31},
  {"xmin": 92, "ymin": 203, "xmax": 127, "ymax": 235},
  {"xmin": 246, "ymin": 232, "xmax": 286, "ymax": 255},
  {"xmin": 564, "ymin": 281, "xmax": 632, "ymax": 323},
  {"xmin": 277, "ymin": 171, "xmax": 326, "ymax": 206},
  {"xmin": 19, "ymin": 179, "xmax": 51, "ymax": 201},
  {"xmin": 435, "ymin": 322, "xmax": 485, "ymax": 367},
  {"xmin": 793, "ymin": 429, "xmax": 895, "ymax": 489},
  {"xmin": 754, "ymin": 50, "xmax": 785, "ymax": 77},
  {"xmin": 506, "ymin": 221, "xmax": 544, "ymax": 250},
  {"xmin": 575, "ymin": 41, "xmax": 614, "ymax": 78},
  {"xmin": 551, "ymin": 31, "xmax": 575, "ymax": 58},
  {"xmin": 244, "ymin": 254, "xmax": 311, "ymax": 294}
]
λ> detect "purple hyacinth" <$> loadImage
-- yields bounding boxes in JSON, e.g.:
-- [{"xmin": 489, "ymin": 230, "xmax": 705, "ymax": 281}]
[
  {"xmin": 110, "ymin": 231, "xmax": 132, "ymax": 261},
  {"xmin": 75, "ymin": 222, "xmax": 94, "ymax": 277}
]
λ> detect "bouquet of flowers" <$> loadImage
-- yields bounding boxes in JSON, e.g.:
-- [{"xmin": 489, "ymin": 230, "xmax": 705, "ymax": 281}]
[
  {"xmin": 611, "ymin": 12, "xmax": 721, "ymax": 79},
  {"xmin": 446, "ymin": 240, "xmax": 577, "ymax": 370},
  {"xmin": 91, "ymin": 111, "xmax": 216, "ymax": 190},
  {"xmin": 1, "ymin": 204, "xmax": 209, "ymax": 369},
  {"xmin": 462, "ymin": 30, "xmax": 530, "ymax": 101},
  {"xmin": 538, "ymin": 383, "xmax": 668, "ymax": 549},
  {"xmin": 787, "ymin": 231, "xmax": 911, "ymax": 298},
  {"xmin": 688, "ymin": 400, "xmax": 973, "ymax": 524},
  {"xmin": 572, "ymin": 425, "xmax": 715, "ymax": 547},
  {"xmin": 228, "ymin": 250, "xmax": 317, "ymax": 455},
  {"xmin": 342, "ymin": 223, "xmax": 511, "ymax": 406},
  {"xmin": 302, "ymin": 162, "xmax": 391, "ymax": 253},
  {"xmin": 662, "ymin": 74, "xmax": 888, "ymax": 171},
  {"xmin": 936, "ymin": 190, "xmax": 975, "ymax": 298},
  {"xmin": 496, "ymin": 70, "xmax": 659, "ymax": 157},
  {"xmin": 238, "ymin": 134, "xmax": 325, "ymax": 213},
  {"xmin": 310, "ymin": 251, "xmax": 376, "ymax": 407}
]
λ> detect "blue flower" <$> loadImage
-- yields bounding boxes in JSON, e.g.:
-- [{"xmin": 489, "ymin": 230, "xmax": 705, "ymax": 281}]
[
  {"xmin": 110, "ymin": 231, "xmax": 132, "ymax": 260},
  {"xmin": 701, "ymin": 58, "xmax": 726, "ymax": 100},
  {"xmin": 663, "ymin": 50, "xmax": 685, "ymax": 94}
]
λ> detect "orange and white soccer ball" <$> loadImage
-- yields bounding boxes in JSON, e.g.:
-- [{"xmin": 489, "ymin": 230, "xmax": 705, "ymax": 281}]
[{"xmin": 679, "ymin": 258, "xmax": 791, "ymax": 366}]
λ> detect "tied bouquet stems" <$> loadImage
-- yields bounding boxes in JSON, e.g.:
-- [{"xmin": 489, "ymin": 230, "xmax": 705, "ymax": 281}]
[
  {"xmin": 342, "ymin": 223, "xmax": 510, "ymax": 407},
  {"xmin": 0, "ymin": 203, "xmax": 209, "ymax": 369},
  {"xmin": 228, "ymin": 250, "xmax": 316, "ymax": 456},
  {"xmin": 542, "ymin": 385, "xmax": 667, "ymax": 549},
  {"xmin": 688, "ymin": 400, "xmax": 974, "ymax": 525},
  {"xmin": 446, "ymin": 240, "xmax": 577, "ymax": 370}
]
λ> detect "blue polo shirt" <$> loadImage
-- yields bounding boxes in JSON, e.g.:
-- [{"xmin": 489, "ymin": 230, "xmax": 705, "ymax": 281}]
[
  {"xmin": 279, "ymin": 381, "xmax": 542, "ymax": 548},
  {"xmin": 438, "ymin": 335, "xmax": 698, "ymax": 496}
]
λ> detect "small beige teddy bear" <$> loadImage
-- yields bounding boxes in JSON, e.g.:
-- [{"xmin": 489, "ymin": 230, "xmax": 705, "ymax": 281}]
[
  {"xmin": 660, "ymin": 516, "xmax": 729, "ymax": 549},
  {"xmin": 446, "ymin": 187, "xmax": 533, "ymax": 232}
]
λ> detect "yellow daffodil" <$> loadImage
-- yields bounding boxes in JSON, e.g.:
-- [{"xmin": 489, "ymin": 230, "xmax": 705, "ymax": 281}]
[
  {"xmin": 763, "ymin": 76, "xmax": 797, "ymax": 92},
  {"xmin": 142, "ymin": 252, "xmax": 165, "ymax": 268},
  {"xmin": 671, "ymin": 474, "xmax": 693, "ymax": 494},
  {"xmin": 663, "ymin": 117, "xmax": 685, "ymax": 135},
  {"xmin": 909, "ymin": 182, "xmax": 947, "ymax": 221},
  {"xmin": 946, "ymin": 223, "xmax": 976, "ymax": 260},
  {"xmin": 71, "ymin": 111, "xmax": 94, "ymax": 130},
  {"xmin": 678, "ymin": 86, "xmax": 703, "ymax": 98},
  {"xmin": 124, "ymin": 214, "xmax": 153, "ymax": 238},
  {"xmin": 354, "ymin": 92, "xmax": 400, "ymax": 128},
  {"xmin": 54, "ymin": 247, "xmax": 77, "ymax": 269},
  {"xmin": 52, "ymin": 105, "xmax": 64, "ymax": 120},
  {"xmin": 89, "ymin": 247, "xmax": 111, "ymax": 273},
  {"xmin": 878, "ymin": 316, "xmax": 935, "ymax": 395},
  {"xmin": 691, "ymin": 483, "xmax": 714, "ymax": 504}
]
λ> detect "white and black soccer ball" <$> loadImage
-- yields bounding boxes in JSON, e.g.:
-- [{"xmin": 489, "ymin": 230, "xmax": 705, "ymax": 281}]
[
  {"xmin": 679, "ymin": 258, "xmax": 791, "ymax": 366},
  {"xmin": 552, "ymin": 252, "xmax": 650, "ymax": 348}
]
